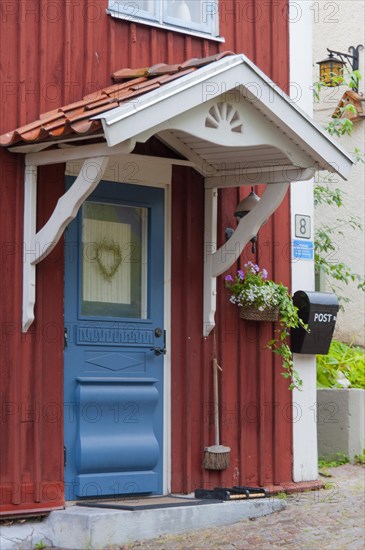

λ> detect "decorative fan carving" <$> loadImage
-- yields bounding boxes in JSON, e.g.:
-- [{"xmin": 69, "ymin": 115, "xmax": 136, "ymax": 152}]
[{"xmin": 205, "ymin": 102, "xmax": 243, "ymax": 133}]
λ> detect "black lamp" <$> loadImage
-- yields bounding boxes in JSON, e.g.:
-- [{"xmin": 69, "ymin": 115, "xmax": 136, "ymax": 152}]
[
  {"xmin": 234, "ymin": 188, "xmax": 260, "ymax": 218},
  {"xmin": 317, "ymin": 45, "xmax": 363, "ymax": 92}
]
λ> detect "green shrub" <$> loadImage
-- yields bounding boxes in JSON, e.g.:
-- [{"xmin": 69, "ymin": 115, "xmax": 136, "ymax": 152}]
[
  {"xmin": 354, "ymin": 449, "xmax": 365, "ymax": 465},
  {"xmin": 317, "ymin": 340, "xmax": 365, "ymax": 389},
  {"xmin": 318, "ymin": 453, "xmax": 350, "ymax": 468}
]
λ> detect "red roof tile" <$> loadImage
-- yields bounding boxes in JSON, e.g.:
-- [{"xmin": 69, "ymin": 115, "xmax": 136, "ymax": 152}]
[
  {"xmin": 0, "ymin": 52, "xmax": 235, "ymax": 147},
  {"xmin": 112, "ymin": 67, "xmax": 151, "ymax": 80}
]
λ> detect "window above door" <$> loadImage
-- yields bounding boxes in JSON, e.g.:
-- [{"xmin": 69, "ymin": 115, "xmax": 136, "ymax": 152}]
[{"xmin": 107, "ymin": 0, "xmax": 222, "ymax": 40}]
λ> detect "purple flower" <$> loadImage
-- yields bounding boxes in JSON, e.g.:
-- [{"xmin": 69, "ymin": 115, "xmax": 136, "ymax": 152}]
[
  {"xmin": 246, "ymin": 261, "xmax": 259, "ymax": 273},
  {"xmin": 262, "ymin": 269, "xmax": 268, "ymax": 279},
  {"xmin": 225, "ymin": 275, "xmax": 234, "ymax": 282},
  {"xmin": 237, "ymin": 270, "xmax": 245, "ymax": 280}
]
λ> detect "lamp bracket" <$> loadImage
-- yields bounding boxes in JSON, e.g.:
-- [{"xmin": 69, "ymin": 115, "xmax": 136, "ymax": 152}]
[{"xmin": 327, "ymin": 45, "xmax": 363, "ymax": 71}]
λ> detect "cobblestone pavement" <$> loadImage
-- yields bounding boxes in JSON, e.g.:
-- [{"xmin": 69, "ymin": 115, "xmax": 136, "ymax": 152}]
[{"xmin": 120, "ymin": 464, "xmax": 365, "ymax": 550}]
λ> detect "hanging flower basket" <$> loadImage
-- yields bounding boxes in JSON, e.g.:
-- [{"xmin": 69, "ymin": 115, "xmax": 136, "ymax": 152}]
[{"xmin": 239, "ymin": 304, "xmax": 280, "ymax": 322}]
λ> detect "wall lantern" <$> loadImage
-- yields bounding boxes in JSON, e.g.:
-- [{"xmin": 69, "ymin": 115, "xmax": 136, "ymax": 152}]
[
  {"xmin": 317, "ymin": 45, "xmax": 363, "ymax": 92},
  {"xmin": 225, "ymin": 188, "xmax": 261, "ymax": 253}
]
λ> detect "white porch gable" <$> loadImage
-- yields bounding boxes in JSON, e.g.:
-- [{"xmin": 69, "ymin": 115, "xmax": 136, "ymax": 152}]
[{"xmin": 95, "ymin": 54, "xmax": 353, "ymax": 181}]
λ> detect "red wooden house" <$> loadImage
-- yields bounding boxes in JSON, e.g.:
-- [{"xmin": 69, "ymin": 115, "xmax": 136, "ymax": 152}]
[{"xmin": 0, "ymin": 0, "xmax": 353, "ymax": 517}]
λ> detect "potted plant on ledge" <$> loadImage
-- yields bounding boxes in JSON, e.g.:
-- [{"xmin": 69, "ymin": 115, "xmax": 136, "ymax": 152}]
[{"xmin": 225, "ymin": 261, "xmax": 308, "ymax": 390}]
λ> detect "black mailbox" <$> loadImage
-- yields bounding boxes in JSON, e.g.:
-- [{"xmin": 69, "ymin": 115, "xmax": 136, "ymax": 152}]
[{"xmin": 290, "ymin": 291, "xmax": 339, "ymax": 355}]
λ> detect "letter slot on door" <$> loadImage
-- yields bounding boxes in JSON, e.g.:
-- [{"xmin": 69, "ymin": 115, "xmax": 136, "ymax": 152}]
[{"xmin": 291, "ymin": 291, "xmax": 339, "ymax": 355}]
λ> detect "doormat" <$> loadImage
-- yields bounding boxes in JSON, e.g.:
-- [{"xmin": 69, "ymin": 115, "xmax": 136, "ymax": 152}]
[{"xmin": 76, "ymin": 495, "xmax": 222, "ymax": 511}]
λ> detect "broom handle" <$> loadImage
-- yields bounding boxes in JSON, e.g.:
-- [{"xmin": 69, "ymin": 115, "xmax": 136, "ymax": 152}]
[{"xmin": 213, "ymin": 357, "xmax": 220, "ymax": 445}]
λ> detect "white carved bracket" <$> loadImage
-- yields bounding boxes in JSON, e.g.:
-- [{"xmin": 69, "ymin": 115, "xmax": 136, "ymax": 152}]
[
  {"xmin": 23, "ymin": 156, "xmax": 109, "ymax": 332},
  {"xmin": 203, "ymin": 182, "xmax": 289, "ymax": 337}
]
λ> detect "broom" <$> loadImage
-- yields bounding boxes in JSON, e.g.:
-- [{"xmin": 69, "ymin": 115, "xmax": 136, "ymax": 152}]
[{"xmin": 203, "ymin": 334, "xmax": 230, "ymax": 470}]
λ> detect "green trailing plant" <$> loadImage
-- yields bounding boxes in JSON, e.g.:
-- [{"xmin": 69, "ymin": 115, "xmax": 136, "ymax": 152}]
[
  {"xmin": 313, "ymin": 69, "xmax": 365, "ymax": 305},
  {"xmin": 225, "ymin": 262, "xmax": 308, "ymax": 390},
  {"xmin": 314, "ymin": 202, "xmax": 365, "ymax": 305},
  {"xmin": 353, "ymin": 147, "xmax": 365, "ymax": 164},
  {"xmin": 316, "ymin": 339, "xmax": 365, "ymax": 389}
]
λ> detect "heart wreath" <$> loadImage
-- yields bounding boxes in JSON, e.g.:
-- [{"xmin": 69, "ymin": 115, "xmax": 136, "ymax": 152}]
[{"xmin": 94, "ymin": 239, "xmax": 123, "ymax": 281}]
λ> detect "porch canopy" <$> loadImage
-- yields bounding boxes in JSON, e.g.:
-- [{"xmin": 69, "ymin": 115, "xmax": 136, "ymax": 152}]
[{"xmin": 0, "ymin": 52, "xmax": 354, "ymax": 335}]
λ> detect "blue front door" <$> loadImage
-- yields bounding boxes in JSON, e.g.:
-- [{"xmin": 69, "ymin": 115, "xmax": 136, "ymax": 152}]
[{"xmin": 64, "ymin": 179, "xmax": 165, "ymax": 500}]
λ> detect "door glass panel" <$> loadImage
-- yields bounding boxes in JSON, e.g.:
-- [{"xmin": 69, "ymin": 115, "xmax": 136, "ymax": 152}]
[{"xmin": 81, "ymin": 201, "xmax": 148, "ymax": 319}]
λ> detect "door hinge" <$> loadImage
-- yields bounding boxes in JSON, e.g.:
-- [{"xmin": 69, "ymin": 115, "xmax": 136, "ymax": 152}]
[
  {"xmin": 64, "ymin": 446, "xmax": 67, "ymax": 466},
  {"xmin": 64, "ymin": 327, "xmax": 68, "ymax": 348}
]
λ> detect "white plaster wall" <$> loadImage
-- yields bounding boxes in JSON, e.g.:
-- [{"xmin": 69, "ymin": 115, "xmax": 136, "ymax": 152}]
[
  {"xmin": 290, "ymin": 2, "xmax": 318, "ymax": 482},
  {"xmin": 313, "ymin": 0, "xmax": 365, "ymax": 346},
  {"xmin": 317, "ymin": 388, "xmax": 365, "ymax": 459}
]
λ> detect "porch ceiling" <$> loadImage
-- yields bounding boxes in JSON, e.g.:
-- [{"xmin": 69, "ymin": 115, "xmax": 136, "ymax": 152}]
[
  {"xmin": 169, "ymin": 135, "xmax": 290, "ymax": 168},
  {"xmin": 164, "ymin": 130, "xmax": 293, "ymax": 166},
  {"xmin": 155, "ymin": 129, "xmax": 308, "ymax": 187}
]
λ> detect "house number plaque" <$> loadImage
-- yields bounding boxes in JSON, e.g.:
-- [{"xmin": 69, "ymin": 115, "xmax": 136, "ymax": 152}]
[{"xmin": 295, "ymin": 214, "xmax": 311, "ymax": 239}]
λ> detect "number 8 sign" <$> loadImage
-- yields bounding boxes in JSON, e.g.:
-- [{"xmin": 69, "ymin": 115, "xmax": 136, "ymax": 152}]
[{"xmin": 295, "ymin": 214, "xmax": 311, "ymax": 239}]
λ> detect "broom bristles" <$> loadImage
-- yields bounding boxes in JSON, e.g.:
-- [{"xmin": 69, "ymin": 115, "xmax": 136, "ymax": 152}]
[{"xmin": 203, "ymin": 445, "xmax": 230, "ymax": 470}]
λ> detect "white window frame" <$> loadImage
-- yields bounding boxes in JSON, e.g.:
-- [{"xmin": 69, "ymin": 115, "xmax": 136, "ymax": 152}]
[{"xmin": 107, "ymin": 0, "xmax": 223, "ymax": 41}]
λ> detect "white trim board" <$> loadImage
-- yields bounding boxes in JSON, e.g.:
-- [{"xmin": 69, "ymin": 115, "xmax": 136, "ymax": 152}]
[{"xmin": 289, "ymin": 2, "xmax": 318, "ymax": 484}]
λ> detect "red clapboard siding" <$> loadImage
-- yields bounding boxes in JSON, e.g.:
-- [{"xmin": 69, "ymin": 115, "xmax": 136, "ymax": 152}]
[
  {"xmin": 0, "ymin": 0, "xmax": 291, "ymax": 514},
  {"xmin": 171, "ymin": 0, "xmax": 292, "ymax": 492}
]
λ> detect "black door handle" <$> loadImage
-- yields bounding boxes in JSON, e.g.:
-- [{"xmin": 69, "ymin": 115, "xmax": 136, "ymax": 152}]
[
  {"xmin": 151, "ymin": 346, "xmax": 166, "ymax": 356},
  {"xmin": 151, "ymin": 329, "xmax": 166, "ymax": 356}
]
